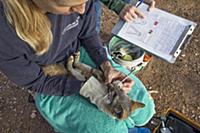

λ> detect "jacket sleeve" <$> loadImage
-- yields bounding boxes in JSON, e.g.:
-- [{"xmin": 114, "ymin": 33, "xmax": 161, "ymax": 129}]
[
  {"xmin": 0, "ymin": 45, "xmax": 83, "ymax": 96},
  {"xmin": 0, "ymin": 19, "xmax": 83, "ymax": 96},
  {"xmin": 79, "ymin": 1, "xmax": 109, "ymax": 67},
  {"xmin": 0, "ymin": 46, "xmax": 84, "ymax": 96},
  {"xmin": 100, "ymin": 0, "xmax": 139, "ymax": 14}
]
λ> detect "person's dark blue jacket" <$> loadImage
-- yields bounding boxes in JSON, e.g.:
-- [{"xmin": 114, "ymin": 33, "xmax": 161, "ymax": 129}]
[{"xmin": 0, "ymin": 1, "xmax": 108, "ymax": 96}]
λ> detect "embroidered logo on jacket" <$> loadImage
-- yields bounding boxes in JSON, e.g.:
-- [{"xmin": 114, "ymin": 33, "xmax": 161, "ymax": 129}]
[{"xmin": 62, "ymin": 16, "xmax": 80, "ymax": 35}]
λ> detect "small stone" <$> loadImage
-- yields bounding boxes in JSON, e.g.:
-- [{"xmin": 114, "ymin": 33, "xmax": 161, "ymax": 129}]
[
  {"xmin": 192, "ymin": 110, "xmax": 195, "ymax": 114},
  {"xmin": 148, "ymin": 90, "xmax": 158, "ymax": 94},
  {"xmin": 30, "ymin": 112, "xmax": 37, "ymax": 119},
  {"xmin": 194, "ymin": 39, "xmax": 199, "ymax": 42},
  {"xmin": 181, "ymin": 54, "xmax": 186, "ymax": 57},
  {"xmin": 13, "ymin": 97, "xmax": 17, "ymax": 101},
  {"xmin": 6, "ymin": 128, "xmax": 10, "ymax": 132},
  {"xmin": 195, "ymin": 53, "xmax": 199, "ymax": 56},
  {"xmin": 32, "ymin": 110, "xmax": 37, "ymax": 113}
]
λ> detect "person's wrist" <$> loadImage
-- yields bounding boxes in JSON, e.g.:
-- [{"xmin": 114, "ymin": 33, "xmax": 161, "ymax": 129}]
[{"xmin": 100, "ymin": 61, "xmax": 112, "ymax": 71}]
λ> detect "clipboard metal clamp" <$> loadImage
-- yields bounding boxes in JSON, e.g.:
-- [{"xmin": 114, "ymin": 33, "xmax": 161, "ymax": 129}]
[{"xmin": 171, "ymin": 25, "xmax": 195, "ymax": 58}]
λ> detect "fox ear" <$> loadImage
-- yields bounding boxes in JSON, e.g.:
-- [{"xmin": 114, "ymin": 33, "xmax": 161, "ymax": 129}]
[{"xmin": 131, "ymin": 101, "xmax": 145, "ymax": 112}]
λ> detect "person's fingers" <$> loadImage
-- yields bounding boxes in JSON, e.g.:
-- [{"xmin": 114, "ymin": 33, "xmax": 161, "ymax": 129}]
[
  {"xmin": 133, "ymin": 7, "xmax": 145, "ymax": 18},
  {"xmin": 123, "ymin": 80, "xmax": 134, "ymax": 88},
  {"xmin": 147, "ymin": 0, "xmax": 155, "ymax": 11},
  {"xmin": 122, "ymin": 86, "xmax": 132, "ymax": 94},
  {"xmin": 119, "ymin": 5, "xmax": 130, "ymax": 21},
  {"xmin": 105, "ymin": 70, "xmax": 123, "ymax": 84},
  {"xmin": 113, "ymin": 72, "xmax": 127, "ymax": 82},
  {"xmin": 124, "ymin": 82, "xmax": 134, "ymax": 87},
  {"xmin": 120, "ymin": 5, "xmax": 145, "ymax": 22},
  {"xmin": 123, "ymin": 12, "xmax": 135, "ymax": 22},
  {"xmin": 125, "ymin": 7, "xmax": 145, "ymax": 20},
  {"xmin": 122, "ymin": 79, "xmax": 134, "ymax": 94}
]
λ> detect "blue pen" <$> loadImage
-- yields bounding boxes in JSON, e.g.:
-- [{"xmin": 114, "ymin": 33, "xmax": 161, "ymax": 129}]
[{"xmin": 136, "ymin": 0, "xmax": 144, "ymax": 7}]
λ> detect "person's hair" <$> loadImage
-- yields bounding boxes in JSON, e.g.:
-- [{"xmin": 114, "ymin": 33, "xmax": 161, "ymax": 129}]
[{"xmin": 1, "ymin": 0, "xmax": 52, "ymax": 55}]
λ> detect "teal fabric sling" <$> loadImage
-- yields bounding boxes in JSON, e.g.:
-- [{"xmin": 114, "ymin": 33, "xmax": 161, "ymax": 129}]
[{"xmin": 34, "ymin": 48, "xmax": 155, "ymax": 133}]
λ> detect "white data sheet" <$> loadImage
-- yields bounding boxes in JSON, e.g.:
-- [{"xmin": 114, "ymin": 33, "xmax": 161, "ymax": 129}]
[{"xmin": 112, "ymin": 3, "xmax": 197, "ymax": 63}]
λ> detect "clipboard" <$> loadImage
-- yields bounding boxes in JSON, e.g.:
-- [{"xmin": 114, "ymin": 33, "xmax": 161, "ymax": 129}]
[{"xmin": 112, "ymin": 3, "xmax": 197, "ymax": 63}]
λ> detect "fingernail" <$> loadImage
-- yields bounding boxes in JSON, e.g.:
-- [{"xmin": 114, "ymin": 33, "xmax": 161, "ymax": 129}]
[{"xmin": 134, "ymin": 15, "xmax": 138, "ymax": 19}]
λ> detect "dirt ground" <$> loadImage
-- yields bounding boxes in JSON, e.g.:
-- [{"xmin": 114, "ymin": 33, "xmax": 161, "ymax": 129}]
[{"xmin": 0, "ymin": 0, "xmax": 199, "ymax": 132}]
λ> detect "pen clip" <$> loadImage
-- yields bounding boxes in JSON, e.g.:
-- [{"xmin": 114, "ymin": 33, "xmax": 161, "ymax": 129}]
[{"xmin": 136, "ymin": 0, "xmax": 144, "ymax": 7}]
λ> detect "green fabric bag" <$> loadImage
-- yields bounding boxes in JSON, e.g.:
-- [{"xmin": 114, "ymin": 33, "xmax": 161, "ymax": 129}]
[{"xmin": 34, "ymin": 48, "xmax": 155, "ymax": 133}]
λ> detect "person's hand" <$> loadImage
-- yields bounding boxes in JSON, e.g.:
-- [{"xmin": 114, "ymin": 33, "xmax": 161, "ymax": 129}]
[
  {"xmin": 144, "ymin": 0, "xmax": 156, "ymax": 11},
  {"xmin": 119, "ymin": 0, "xmax": 156, "ymax": 22},
  {"xmin": 119, "ymin": 4, "xmax": 145, "ymax": 22},
  {"xmin": 100, "ymin": 61, "xmax": 134, "ymax": 94}
]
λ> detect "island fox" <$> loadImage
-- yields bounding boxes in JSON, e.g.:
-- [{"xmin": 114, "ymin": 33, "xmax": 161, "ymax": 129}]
[{"xmin": 42, "ymin": 52, "xmax": 144, "ymax": 120}]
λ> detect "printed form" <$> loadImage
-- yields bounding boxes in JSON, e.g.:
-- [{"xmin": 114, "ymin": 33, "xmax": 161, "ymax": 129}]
[{"xmin": 114, "ymin": 3, "xmax": 196, "ymax": 62}]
